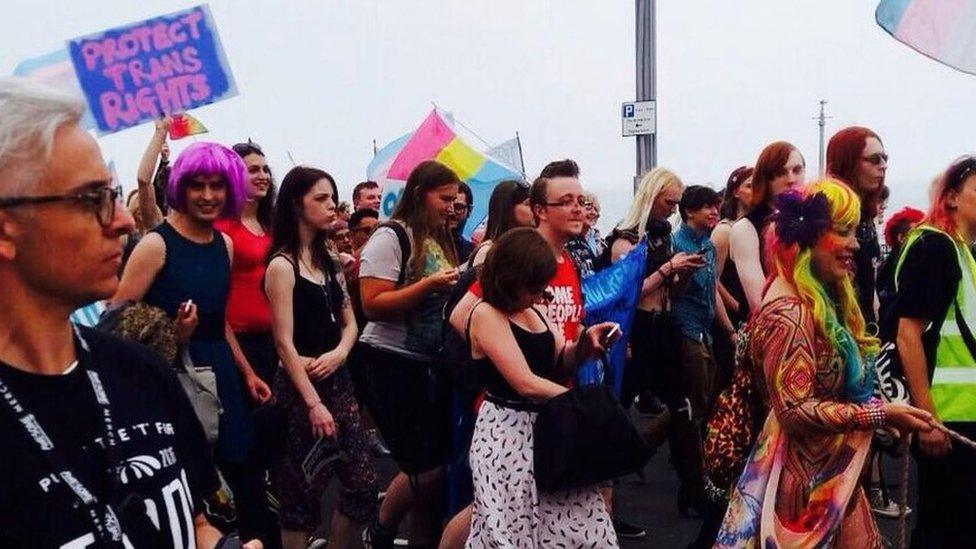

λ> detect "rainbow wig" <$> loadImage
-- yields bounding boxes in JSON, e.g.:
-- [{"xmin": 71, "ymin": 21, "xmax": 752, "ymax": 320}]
[
  {"xmin": 166, "ymin": 141, "xmax": 247, "ymax": 219},
  {"xmin": 765, "ymin": 178, "xmax": 878, "ymax": 402}
]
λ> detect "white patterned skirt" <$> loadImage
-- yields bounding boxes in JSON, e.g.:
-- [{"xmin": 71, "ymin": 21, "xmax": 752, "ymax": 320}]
[{"xmin": 466, "ymin": 400, "xmax": 619, "ymax": 549}]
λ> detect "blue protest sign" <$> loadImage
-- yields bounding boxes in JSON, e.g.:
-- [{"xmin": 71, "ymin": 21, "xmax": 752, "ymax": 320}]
[
  {"xmin": 577, "ymin": 239, "xmax": 648, "ymax": 397},
  {"xmin": 66, "ymin": 4, "xmax": 237, "ymax": 135}
]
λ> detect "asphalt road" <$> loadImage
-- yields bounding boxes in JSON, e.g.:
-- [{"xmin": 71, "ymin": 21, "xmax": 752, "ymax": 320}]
[{"xmin": 316, "ymin": 443, "xmax": 916, "ymax": 548}]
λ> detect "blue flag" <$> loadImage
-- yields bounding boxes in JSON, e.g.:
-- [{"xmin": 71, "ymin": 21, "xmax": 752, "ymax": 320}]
[{"xmin": 577, "ymin": 239, "xmax": 648, "ymax": 397}]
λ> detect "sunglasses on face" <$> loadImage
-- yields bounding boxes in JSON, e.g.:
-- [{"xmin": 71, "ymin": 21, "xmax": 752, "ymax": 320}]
[{"xmin": 862, "ymin": 152, "xmax": 888, "ymax": 166}]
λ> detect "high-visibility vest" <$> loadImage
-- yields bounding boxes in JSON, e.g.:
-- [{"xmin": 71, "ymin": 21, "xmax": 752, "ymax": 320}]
[{"xmin": 895, "ymin": 225, "xmax": 976, "ymax": 422}]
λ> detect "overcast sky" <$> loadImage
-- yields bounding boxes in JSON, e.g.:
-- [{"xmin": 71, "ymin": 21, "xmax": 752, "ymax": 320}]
[{"xmin": 3, "ymin": 0, "xmax": 974, "ymax": 230}]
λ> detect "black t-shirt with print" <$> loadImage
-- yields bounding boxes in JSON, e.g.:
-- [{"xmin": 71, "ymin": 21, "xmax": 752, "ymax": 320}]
[
  {"xmin": 566, "ymin": 235, "xmax": 597, "ymax": 279},
  {"xmin": 894, "ymin": 232, "xmax": 976, "ymax": 438},
  {"xmin": 0, "ymin": 327, "xmax": 219, "ymax": 548},
  {"xmin": 895, "ymin": 231, "xmax": 960, "ymax": 376}
]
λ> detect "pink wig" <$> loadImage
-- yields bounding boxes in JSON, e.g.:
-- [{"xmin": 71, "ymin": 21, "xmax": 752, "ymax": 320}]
[{"xmin": 167, "ymin": 142, "xmax": 247, "ymax": 219}]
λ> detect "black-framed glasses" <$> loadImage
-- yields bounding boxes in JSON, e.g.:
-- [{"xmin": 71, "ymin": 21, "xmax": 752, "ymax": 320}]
[
  {"xmin": 0, "ymin": 184, "xmax": 123, "ymax": 227},
  {"xmin": 544, "ymin": 196, "xmax": 592, "ymax": 208},
  {"xmin": 862, "ymin": 152, "xmax": 889, "ymax": 165}
]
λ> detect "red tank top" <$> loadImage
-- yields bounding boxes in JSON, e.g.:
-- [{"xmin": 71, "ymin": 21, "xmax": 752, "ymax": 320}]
[
  {"xmin": 469, "ymin": 250, "xmax": 584, "ymax": 341},
  {"xmin": 216, "ymin": 219, "xmax": 273, "ymax": 332}
]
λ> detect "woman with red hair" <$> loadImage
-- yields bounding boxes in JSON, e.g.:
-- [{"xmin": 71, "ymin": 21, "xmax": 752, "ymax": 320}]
[
  {"xmin": 827, "ymin": 126, "xmax": 888, "ymax": 325},
  {"xmin": 729, "ymin": 141, "xmax": 806, "ymax": 313},
  {"xmin": 695, "ymin": 143, "xmax": 804, "ymax": 548},
  {"xmin": 894, "ymin": 156, "xmax": 976, "ymax": 548}
]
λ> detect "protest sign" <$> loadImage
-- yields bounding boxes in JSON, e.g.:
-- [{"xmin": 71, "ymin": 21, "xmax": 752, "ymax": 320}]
[{"xmin": 67, "ymin": 4, "xmax": 237, "ymax": 135}]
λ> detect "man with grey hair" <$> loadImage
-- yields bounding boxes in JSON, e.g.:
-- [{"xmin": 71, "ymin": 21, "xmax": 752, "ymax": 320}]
[{"xmin": 0, "ymin": 77, "xmax": 261, "ymax": 548}]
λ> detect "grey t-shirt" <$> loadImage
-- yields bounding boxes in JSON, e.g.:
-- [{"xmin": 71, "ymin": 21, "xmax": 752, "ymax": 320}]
[{"xmin": 358, "ymin": 222, "xmax": 429, "ymax": 360}]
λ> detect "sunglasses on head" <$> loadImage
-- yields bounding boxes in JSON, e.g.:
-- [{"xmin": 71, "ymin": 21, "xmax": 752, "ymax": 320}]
[{"xmin": 947, "ymin": 157, "xmax": 976, "ymax": 191}]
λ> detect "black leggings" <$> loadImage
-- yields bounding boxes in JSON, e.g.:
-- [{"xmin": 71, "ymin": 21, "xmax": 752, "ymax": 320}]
[{"xmin": 218, "ymin": 456, "xmax": 281, "ymax": 549}]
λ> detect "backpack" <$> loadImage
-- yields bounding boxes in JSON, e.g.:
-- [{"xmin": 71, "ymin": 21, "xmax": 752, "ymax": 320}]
[
  {"xmin": 355, "ymin": 221, "xmax": 411, "ymax": 324},
  {"xmin": 440, "ymin": 243, "xmax": 491, "ymax": 394}
]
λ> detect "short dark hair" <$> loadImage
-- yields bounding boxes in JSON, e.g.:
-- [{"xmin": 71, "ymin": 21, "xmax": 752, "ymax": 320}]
[
  {"xmin": 348, "ymin": 207, "xmax": 378, "ymax": 230},
  {"xmin": 529, "ymin": 176, "xmax": 549, "ymax": 209},
  {"xmin": 480, "ymin": 228, "xmax": 557, "ymax": 313},
  {"xmin": 532, "ymin": 159, "xmax": 580, "ymax": 210},
  {"xmin": 352, "ymin": 180, "xmax": 379, "ymax": 202},
  {"xmin": 679, "ymin": 185, "xmax": 721, "ymax": 221},
  {"xmin": 539, "ymin": 158, "xmax": 580, "ymax": 179}
]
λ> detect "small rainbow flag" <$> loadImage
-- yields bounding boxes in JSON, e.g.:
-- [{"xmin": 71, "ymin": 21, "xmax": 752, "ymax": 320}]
[
  {"xmin": 168, "ymin": 113, "xmax": 209, "ymax": 140},
  {"xmin": 385, "ymin": 109, "xmax": 522, "ymax": 237},
  {"xmin": 877, "ymin": 0, "xmax": 976, "ymax": 75}
]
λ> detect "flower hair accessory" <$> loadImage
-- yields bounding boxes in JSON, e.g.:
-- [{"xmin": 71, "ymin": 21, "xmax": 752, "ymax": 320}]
[{"xmin": 773, "ymin": 190, "xmax": 831, "ymax": 248}]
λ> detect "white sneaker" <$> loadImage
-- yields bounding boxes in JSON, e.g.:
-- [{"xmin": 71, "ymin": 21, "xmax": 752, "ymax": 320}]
[{"xmin": 869, "ymin": 487, "xmax": 911, "ymax": 518}]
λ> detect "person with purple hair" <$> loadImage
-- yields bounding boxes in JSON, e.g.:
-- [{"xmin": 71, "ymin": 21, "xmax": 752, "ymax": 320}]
[{"xmin": 113, "ymin": 141, "xmax": 277, "ymax": 545}]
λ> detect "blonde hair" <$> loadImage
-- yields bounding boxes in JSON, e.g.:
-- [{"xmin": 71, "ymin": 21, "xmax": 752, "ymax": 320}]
[{"xmin": 616, "ymin": 167, "xmax": 682, "ymax": 232}]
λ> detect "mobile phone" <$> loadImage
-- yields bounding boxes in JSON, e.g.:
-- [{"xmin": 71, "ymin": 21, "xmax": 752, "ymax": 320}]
[{"xmin": 601, "ymin": 324, "xmax": 622, "ymax": 347}]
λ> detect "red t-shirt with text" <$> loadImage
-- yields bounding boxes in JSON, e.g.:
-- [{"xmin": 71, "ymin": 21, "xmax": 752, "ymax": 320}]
[{"xmin": 469, "ymin": 250, "xmax": 583, "ymax": 341}]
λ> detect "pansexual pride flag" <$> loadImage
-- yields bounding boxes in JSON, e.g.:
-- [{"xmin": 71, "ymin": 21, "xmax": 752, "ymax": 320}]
[
  {"xmin": 877, "ymin": 0, "xmax": 976, "ymax": 75},
  {"xmin": 380, "ymin": 109, "xmax": 522, "ymax": 238}
]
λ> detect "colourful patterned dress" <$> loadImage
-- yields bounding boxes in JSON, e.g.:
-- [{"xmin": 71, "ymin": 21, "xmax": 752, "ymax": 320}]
[{"xmin": 716, "ymin": 296, "xmax": 883, "ymax": 548}]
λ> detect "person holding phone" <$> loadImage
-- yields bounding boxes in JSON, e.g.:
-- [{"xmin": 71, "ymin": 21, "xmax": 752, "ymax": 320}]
[
  {"xmin": 264, "ymin": 166, "xmax": 376, "ymax": 549},
  {"xmin": 359, "ymin": 161, "xmax": 460, "ymax": 548},
  {"xmin": 464, "ymin": 228, "xmax": 622, "ymax": 547},
  {"xmin": 670, "ymin": 185, "xmax": 735, "ymax": 517}
]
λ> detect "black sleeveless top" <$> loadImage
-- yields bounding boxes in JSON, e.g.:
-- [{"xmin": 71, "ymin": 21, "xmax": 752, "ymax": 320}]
[
  {"xmin": 729, "ymin": 202, "xmax": 774, "ymax": 319},
  {"xmin": 275, "ymin": 254, "xmax": 343, "ymax": 357},
  {"xmin": 719, "ymin": 221, "xmax": 748, "ymax": 325},
  {"xmin": 143, "ymin": 221, "xmax": 229, "ymax": 341},
  {"xmin": 468, "ymin": 305, "xmax": 556, "ymax": 404}
]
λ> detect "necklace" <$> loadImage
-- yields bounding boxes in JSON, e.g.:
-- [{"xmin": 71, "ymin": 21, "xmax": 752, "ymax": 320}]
[{"xmin": 299, "ymin": 254, "xmax": 336, "ymax": 323}]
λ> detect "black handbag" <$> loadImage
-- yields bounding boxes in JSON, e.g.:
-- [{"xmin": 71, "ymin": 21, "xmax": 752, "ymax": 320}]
[{"xmin": 534, "ymin": 384, "xmax": 652, "ymax": 491}]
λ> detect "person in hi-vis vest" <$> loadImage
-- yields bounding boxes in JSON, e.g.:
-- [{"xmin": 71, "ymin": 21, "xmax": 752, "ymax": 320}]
[{"xmin": 895, "ymin": 155, "xmax": 976, "ymax": 549}]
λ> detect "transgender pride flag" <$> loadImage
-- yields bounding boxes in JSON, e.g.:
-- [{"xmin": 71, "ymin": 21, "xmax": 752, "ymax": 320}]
[
  {"xmin": 13, "ymin": 49, "xmax": 96, "ymax": 130},
  {"xmin": 877, "ymin": 0, "xmax": 976, "ymax": 75}
]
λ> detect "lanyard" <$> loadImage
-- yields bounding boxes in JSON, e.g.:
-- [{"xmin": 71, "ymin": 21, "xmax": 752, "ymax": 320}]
[{"xmin": 0, "ymin": 326, "xmax": 126, "ymax": 547}]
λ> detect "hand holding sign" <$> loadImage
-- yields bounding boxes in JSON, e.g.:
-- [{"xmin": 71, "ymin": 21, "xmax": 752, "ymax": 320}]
[{"xmin": 67, "ymin": 4, "xmax": 237, "ymax": 135}]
